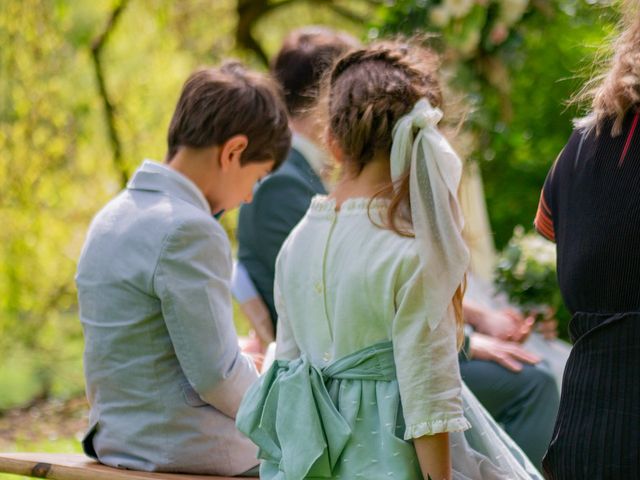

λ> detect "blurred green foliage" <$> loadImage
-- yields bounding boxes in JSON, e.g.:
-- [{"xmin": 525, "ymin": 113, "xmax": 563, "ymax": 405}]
[
  {"xmin": 0, "ymin": 0, "xmax": 626, "ymax": 413},
  {"xmin": 0, "ymin": 0, "xmax": 367, "ymax": 411},
  {"xmin": 375, "ymin": 0, "xmax": 618, "ymax": 247}
]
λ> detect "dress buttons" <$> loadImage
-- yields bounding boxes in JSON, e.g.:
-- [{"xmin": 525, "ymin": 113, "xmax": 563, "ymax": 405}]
[
  {"xmin": 323, "ymin": 351, "xmax": 331, "ymax": 362},
  {"xmin": 314, "ymin": 282, "xmax": 323, "ymax": 294}
]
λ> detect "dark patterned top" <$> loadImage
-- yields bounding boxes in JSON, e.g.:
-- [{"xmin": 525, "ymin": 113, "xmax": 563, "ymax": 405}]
[{"xmin": 535, "ymin": 110, "xmax": 640, "ymax": 314}]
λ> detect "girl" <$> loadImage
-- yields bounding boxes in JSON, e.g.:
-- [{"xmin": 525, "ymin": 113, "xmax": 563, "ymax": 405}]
[{"xmin": 238, "ymin": 41, "xmax": 542, "ymax": 480}]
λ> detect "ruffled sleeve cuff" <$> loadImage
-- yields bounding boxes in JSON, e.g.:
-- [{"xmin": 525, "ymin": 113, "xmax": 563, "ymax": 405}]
[{"xmin": 403, "ymin": 416, "xmax": 471, "ymax": 440}]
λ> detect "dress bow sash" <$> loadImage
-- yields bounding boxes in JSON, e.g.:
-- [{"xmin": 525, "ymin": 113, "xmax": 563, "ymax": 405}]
[{"xmin": 236, "ymin": 341, "xmax": 395, "ymax": 479}]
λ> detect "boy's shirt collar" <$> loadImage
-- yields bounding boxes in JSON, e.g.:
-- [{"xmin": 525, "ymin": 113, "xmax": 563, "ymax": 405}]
[{"xmin": 128, "ymin": 159, "xmax": 211, "ymax": 214}]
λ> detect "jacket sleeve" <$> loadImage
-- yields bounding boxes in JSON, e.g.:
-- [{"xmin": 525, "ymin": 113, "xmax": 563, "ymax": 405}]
[
  {"xmin": 153, "ymin": 217, "xmax": 258, "ymax": 418},
  {"xmin": 242, "ymin": 174, "xmax": 316, "ymax": 318}
]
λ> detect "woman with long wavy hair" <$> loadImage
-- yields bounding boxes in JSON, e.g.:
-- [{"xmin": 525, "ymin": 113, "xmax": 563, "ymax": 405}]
[{"xmin": 534, "ymin": 2, "xmax": 640, "ymax": 478}]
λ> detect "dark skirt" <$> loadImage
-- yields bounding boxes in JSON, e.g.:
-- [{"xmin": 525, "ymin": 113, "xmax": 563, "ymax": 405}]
[{"xmin": 543, "ymin": 311, "xmax": 640, "ymax": 479}]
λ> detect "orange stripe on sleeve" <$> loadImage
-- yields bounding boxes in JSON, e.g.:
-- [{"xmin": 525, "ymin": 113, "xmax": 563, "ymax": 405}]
[
  {"xmin": 534, "ymin": 207, "xmax": 555, "ymax": 242},
  {"xmin": 534, "ymin": 191, "xmax": 555, "ymax": 242},
  {"xmin": 540, "ymin": 195, "xmax": 552, "ymax": 217}
]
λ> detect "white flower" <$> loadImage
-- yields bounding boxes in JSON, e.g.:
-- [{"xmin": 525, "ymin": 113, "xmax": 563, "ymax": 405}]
[
  {"xmin": 498, "ymin": 0, "xmax": 529, "ymax": 25},
  {"xmin": 519, "ymin": 232, "xmax": 556, "ymax": 267},
  {"xmin": 513, "ymin": 257, "xmax": 527, "ymax": 279},
  {"xmin": 430, "ymin": 5, "xmax": 451, "ymax": 27},
  {"xmin": 513, "ymin": 225, "xmax": 525, "ymax": 237},
  {"xmin": 444, "ymin": 0, "xmax": 475, "ymax": 18}
]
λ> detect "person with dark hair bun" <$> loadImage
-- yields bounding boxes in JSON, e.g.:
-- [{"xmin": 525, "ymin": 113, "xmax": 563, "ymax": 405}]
[{"xmin": 535, "ymin": 2, "xmax": 640, "ymax": 478}]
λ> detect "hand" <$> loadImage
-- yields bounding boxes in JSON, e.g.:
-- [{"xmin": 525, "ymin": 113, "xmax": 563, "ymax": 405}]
[
  {"xmin": 528, "ymin": 305, "xmax": 559, "ymax": 340},
  {"xmin": 414, "ymin": 432, "xmax": 451, "ymax": 480},
  {"xmin": 466, "ymin": 301, "xmax": 533, "ymax": 343},
  {"xmin": 239, "ymin": 333, "xmax": 265, "ymax": 371},
  {"xmin": 469, "ymin": 333, "xmax": 541, "ymax": 372},
  {"xmin": 502, "ymin": 308, "xmax": 535, "ymax": 343}
]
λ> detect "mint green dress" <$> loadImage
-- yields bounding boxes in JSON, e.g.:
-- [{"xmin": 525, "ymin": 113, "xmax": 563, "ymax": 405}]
[{"xmin": 237, "ymin": 196, "xmax": 543, "ymax": 480}]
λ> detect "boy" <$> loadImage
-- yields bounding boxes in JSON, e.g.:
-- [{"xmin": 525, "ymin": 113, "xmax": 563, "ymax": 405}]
[{"xmin": 76, "ymin": 62, "xmax": 290, "ymax": 476}]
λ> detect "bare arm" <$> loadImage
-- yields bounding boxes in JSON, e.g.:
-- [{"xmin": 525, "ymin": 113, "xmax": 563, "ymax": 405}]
[
  {"xmin": 414, "ymin": 433, "xmax": 451, "ymax": 480},
  {"xmin": 239, "ymin": 296, "xmax": 275, "ymax": 349}
]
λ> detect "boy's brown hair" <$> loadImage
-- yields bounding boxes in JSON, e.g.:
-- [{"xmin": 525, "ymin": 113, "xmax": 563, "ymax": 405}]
[
  {"xmin": 272, "ymin": 27, "xmax": 359, "ymax": 117},
  {"xmin": 166, "ymin": 62, "xmax": 291, "ymax": 168}
]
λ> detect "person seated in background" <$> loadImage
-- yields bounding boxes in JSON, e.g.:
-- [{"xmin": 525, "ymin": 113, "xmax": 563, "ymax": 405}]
[
  {"xmin": 465, "ymin": 273, "xmax": 571, "ymax": 389},
  {"xmin": 458, "ymin": 273, "xmax": 567, "ymax": 471},
  {"xmin": 233, "ymin": 27, "xmax": 359, "ymax": 350},
  {"xmin": 75, "ymin": 63, "xmax": 290, "ymax": 476}
]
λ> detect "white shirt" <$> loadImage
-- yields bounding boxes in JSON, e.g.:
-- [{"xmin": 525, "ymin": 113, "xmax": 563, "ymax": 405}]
[{"xmin": 291, "ymin": 133, "xmax": 328, "ymax": 187}]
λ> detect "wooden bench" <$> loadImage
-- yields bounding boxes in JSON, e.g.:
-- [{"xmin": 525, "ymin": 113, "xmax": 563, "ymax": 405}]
[{"xmin": 0, "ymin": 453, "xmax": 252, "ymax": 480}]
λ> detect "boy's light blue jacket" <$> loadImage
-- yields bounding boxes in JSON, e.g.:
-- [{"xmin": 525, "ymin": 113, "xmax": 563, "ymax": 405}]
[{"xmin": 76, "ymin": 160, "xmax": 259, "ymax": 476}]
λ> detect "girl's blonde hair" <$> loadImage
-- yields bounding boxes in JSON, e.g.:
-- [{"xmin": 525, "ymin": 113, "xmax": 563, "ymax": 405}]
[
  {"xmin": 574, "ymin": 0, "xmax": 640, "ymax": 135},
  {"xmin": 326, "ymin": 40, "xmax": 466, "ymax": 348}
]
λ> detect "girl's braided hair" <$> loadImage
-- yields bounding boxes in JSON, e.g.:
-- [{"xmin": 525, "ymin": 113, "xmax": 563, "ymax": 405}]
[
  {"xmin": 326, "ymin": 40, "xmax": 466, "ymax": 346},
  {"xmin": 328, "ymin": 42, "xmax": 442, "ymax": 173}
]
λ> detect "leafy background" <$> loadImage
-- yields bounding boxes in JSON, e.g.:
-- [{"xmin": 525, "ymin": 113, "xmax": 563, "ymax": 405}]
[{"xmin": 0, "ymin": 0, "xmax": 619, "ymax": 467}]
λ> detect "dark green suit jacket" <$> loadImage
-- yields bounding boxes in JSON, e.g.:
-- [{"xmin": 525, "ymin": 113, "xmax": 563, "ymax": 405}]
[{"xmin": 237, "ymin": 148, "xmax": 326, "ymax": 327}]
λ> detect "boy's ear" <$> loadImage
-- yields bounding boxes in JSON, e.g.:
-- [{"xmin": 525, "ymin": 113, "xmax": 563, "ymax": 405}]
[{"xmin": 219, "ymin": 134, "xmax": 248, "ymax": 171}]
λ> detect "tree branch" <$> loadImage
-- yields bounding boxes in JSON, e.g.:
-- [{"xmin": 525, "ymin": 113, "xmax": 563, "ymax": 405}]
[
  {"xmin": 91, "ymin": 0, "xmax": 130, "ymax": 188},
  {"xmin": 323, "ymin": 2, "xmax": 367, "ymax": 24},
  {"xmin": 235, "ymin": 0, "xmax": 370, "ymax": 67},
  {"xmin": 267, "ymin": 0, "xmax": 299, "ymax": 8},
  {"xmin": 235, "ymin": 0, "xmax": 271, "ymax": 66}
]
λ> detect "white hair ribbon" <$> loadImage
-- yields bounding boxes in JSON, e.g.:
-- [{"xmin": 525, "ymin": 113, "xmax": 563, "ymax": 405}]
[{"xmin": 391, "ymin": 98, "xmax": 469, "ymax": 331}]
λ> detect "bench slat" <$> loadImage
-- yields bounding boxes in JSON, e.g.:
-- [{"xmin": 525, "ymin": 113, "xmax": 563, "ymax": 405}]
[{"xmin": 0, "ymin": 453, "xmax": 252, "ymax": 480}]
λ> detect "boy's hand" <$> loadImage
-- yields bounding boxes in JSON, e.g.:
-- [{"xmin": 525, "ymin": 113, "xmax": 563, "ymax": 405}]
[{"xmin": 239, "ymin": 335, "xmax": 265, "ymax": 372}]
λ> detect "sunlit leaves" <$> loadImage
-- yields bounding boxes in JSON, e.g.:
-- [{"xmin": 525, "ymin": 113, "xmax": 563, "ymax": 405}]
[{"xmin": 0, "ymin": 0, "xmax": 370, "ymax": 406}]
